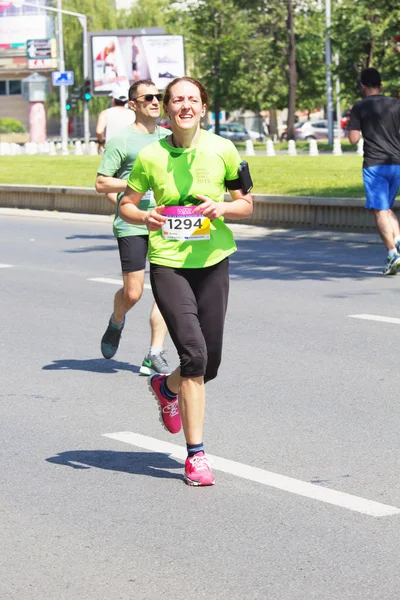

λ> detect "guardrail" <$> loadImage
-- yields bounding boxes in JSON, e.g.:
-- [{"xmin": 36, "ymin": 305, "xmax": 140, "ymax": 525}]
[{"xmin": 0, "ymin": 184, "xmax": 379, "ymax": 232}]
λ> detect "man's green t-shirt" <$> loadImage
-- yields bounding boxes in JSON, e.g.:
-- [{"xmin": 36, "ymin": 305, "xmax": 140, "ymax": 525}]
[
  {"xmin": 126, "ymin": 129, "xmax": 242, "ymax": 269},
  {"xmin": 97, "ymin": 125, "xmax": 169, "ymax": 238}
]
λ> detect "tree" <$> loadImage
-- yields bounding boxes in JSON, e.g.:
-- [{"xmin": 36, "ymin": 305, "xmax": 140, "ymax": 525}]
[
  {"xmin": 167, "ymin": 0, "xmax": 255, "ymax": 134},
  {"xmin": 331, "ymin": 0, "xmax": 400, "ymax": 107}
]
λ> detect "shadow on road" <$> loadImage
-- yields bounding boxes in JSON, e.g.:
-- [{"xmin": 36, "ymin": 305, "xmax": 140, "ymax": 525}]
[
  {"xmin": 42, "ymin": 358, "xmax": 140, "ymax": 374},
  {"xmin": 66, "ymin": 234, "xmax": 115, "ymax": 240},
  {"xmin": 46, "ymin": 450, "xmax": 184, "ymax": 480},
  {"xmin": 64, "ymin": 244, "xmax": 116, "ymax": 253},
  {"xmin": 230, "ymin": 237, "xmax": 381, "ymax": 281}
]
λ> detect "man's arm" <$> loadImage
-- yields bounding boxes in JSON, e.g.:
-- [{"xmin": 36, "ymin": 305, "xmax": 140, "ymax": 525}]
[
  {"xmin": 95, "ymin": 173, "xmax": 127, "ymax": 194},
  {"xmin": 347, "ymin": 104, "xmax": 361, "ymax": 145},
  {"xmin": 348, "ymin": 130, "xmax": 361, "ymax": 145},
  {"xmin": 96, "ymin": 110, "xmax": 107, "ymax": 144}
]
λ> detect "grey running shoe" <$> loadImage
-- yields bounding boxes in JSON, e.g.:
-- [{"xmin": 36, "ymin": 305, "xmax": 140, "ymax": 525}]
[
  {"xmin": 140, "ymin": 350, "xmax": 171, "ymax": 375},
  {"xmin": 101, "ymin": 318, "xmax": 124, "ymax": 359},
  {"xmin": 384, "ymin": 253, "xmax": 400, "ymax": 276}
]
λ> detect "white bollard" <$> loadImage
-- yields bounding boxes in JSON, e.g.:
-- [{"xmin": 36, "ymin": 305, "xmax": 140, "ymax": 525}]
[
  {"xmin": 25, "ymin": 142, "xmax": 38, "ymax": 155},
  {"xmin": 89, "ymin": 141, "xmax": 98, "ymax": 155},
  {"xmin": 245, "ymin": 139, "xmax": 255, "ymax": 156},
  {"xmin": 357, "ymin": 138, "xmax": 364, "ymax": 156},
  {"xmin": 49, "ymin": 141, "xmax": 56, "ymax": 155},
  {"xmin": 332, "ymin": 138, "xmax": 342, "ymax": 156},
  {"xmin": 61, "ymin": 141, "xmax": 69, "ymax": 155},
  {"xmin": 81, "ymin": 142, "xmax": 87, "ymax": 155},
  {"xmin": 287, "ymin": 139, "xmax": 297, "ymax": 156},
  {"xmin": 308, "ymin": 139, "xmax": 319, "ymax": 156},
  {"xmin": 266, "ymin": 139, "xmax": 276, "ymax": 156},
  {"xmin": 56, "ymin": 142, "xmax": 62, "ymax": 151},
  {"xmin": 74, "ymin": 140, "xmax": 83, "ymax": 155}
]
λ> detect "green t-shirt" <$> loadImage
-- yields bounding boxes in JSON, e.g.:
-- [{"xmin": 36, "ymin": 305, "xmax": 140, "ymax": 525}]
[
  {"xmin": 126, "ymin": 129, "xmax": 241, "ymax": 268},
  {"xmin": 97, "ymin": 125, "xmax": 169, "ymax": 238}
]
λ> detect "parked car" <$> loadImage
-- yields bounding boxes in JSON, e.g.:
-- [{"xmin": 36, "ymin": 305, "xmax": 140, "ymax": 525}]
[
  {"xmin": 206, "ymin": 122, "xmax": 250, "ymax": 142},
  {"xmin": 280, "ymin": 120, "xmax": 342, "ymax": 141},
  {"xmin": 206, "ymin": 122, "xmax": 266, "ymax": 143}
]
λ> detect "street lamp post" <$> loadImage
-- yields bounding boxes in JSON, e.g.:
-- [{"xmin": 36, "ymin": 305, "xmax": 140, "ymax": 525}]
[
  {"xmin": 334, "ymin": 53, "xmax": 341, "ymax": 140},
  {"xmin": 14, "ymin": 0, "xmax": 89, "ymax": 148}
]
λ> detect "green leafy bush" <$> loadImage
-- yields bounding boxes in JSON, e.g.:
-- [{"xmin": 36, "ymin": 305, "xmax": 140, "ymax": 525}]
[{"xmin": 0, "ymin": 118, "xmax": 26, "ymax": 133}]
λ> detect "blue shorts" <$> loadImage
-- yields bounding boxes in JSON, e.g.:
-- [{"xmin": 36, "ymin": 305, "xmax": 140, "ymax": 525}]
[{"xmin": 363, "ymin": 165, "xmax": 400, "ymax": 210}]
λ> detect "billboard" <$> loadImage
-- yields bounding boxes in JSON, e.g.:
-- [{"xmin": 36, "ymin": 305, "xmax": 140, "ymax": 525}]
[{"xmin": 90, "ymin": 33, "xmax": 185, "ymax": 94}]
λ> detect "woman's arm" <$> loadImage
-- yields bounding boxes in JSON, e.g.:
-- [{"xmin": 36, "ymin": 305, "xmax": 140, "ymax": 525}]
[
  {"xmin": 119, "ymin": 185, "xmax": 166, "ymax": 230},
  {"xmin": 194, "ymin": 189, "xmax": 253, "ymax": 220}
]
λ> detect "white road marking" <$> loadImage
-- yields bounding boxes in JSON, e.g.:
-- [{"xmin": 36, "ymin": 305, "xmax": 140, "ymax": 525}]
[
  {"xmin": 88, "ymin": 277, "xmax": 151, "ymax": 290},
  {"xmin": 349, "ymin": 314, "xmax": 400, "ymax": 326},
  {"xmin": 0, "ymin": 264, "xmax": 13, "ymax": 268},
  {"xmin": 103, "ymin": 432, "xmax": 400, "ymax": 517}
]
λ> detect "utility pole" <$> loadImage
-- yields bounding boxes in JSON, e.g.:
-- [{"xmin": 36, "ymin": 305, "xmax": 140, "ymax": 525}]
[
  {"xmin": 334, "ymin": 53, "xmax": 341, "ymax": 139},
  {"xmin": 325, "ymin": 0, "xmax": 334, "ymax": 145},
  {"xmin": 81, "ymin": 17, "xmax": 90, "ymax": 147},
  {"xmin": 57, "ymin": 0, "xmax": 69, "ymax": 153}
]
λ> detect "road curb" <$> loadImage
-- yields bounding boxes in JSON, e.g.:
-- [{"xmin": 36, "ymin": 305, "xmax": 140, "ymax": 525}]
[{"xmin": 0, "ymin": 207, "xmax": 381, "ymax": 245}]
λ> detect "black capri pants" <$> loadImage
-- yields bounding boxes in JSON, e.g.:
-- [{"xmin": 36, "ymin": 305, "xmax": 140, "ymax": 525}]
[{"xmin": 150, "ymin": 258, "xmax": 229, "ymax": 383}]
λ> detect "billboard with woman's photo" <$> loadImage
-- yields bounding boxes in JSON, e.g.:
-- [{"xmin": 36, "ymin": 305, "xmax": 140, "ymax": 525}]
[{"xmin": 90, "ymin": 33, "xmax": 185, "ymax": 94}]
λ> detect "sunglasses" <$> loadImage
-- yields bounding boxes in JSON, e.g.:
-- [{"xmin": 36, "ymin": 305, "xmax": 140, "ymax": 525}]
[{"xmin": 132, "ymin": 93, "xmax": 163, "ymax": 102}]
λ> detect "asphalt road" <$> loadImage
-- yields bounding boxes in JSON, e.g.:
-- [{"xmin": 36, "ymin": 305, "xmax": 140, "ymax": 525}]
[{"xmin": 1, "ymin": 212, "xmax": 400, "ymax": 600}]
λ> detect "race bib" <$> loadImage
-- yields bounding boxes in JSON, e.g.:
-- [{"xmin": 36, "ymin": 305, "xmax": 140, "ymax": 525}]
[{"xmin": 161, "ymin": 206, "xmax": 210, "ymax": 241}]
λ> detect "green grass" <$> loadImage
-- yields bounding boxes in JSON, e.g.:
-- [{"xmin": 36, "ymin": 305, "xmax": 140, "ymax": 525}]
[
  {"xmin": 0, "ymin": 156, "xmax": 102, "ymax": 188},
  {"xmin": 246, "ymin": 155, "xmax": 364, "ymax": 197},
  {"xmin": 0, "ymin": 154, "xmax": 365, "ymax": 198}
]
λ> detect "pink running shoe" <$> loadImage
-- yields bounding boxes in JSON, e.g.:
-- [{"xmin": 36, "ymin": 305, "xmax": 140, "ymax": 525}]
[
  {"xmin": 148, "ymin": 374, "xmax": 181, "ymax": 434},
  {"xmin": 184, "ymin": 452, "xmax": 215, "ymax": 486}
]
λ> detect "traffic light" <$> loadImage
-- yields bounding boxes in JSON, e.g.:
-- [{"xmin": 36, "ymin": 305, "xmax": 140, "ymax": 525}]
[
  {"xmin": 66, "ymin": 102, "xmax": 71, "ymax": 111},
  {"xmin": 83, "ymin": 78, "xmax": 92, "ymax": 101}
]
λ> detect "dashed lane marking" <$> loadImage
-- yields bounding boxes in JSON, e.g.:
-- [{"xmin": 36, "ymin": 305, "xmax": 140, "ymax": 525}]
[
  {"xmin": 0, "ymin": 264, "xmax": 13, "ymax": 268},
  {"xmin": 88, "ymin": 277, "xmax": 151, "ymax": 290},
  {"xmin": 348, "ymin": 314, "xmax": 400, "ymax": 326},
  {"xmin": 103, "ymin": 432, "xmax": 400, "ymax": 517}
]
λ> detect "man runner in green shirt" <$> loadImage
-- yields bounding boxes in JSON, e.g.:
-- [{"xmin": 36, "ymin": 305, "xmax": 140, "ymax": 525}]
[{"xmin": 95, "ymin": 79, "xmax": 171, "ymax": 375}]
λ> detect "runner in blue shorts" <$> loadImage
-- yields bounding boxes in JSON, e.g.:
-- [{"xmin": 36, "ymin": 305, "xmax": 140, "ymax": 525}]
[{"xmin": 348, "ymin": 68, "xmax": 400, "ymax": 275}]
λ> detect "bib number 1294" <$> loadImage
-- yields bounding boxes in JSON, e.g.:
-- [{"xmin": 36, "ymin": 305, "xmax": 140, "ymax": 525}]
[{"xmin": 161, "ymin": 206, "xmax": 210, "ymax": 241}]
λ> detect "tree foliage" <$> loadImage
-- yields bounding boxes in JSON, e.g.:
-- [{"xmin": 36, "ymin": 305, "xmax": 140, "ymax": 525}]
[
  {"xmin": 48, "ymin": 0, "xmax": 399, "ymax": 123},
  {"xmin": 332, "ymin": 0, "xmax": 400, "ymax": 106}
]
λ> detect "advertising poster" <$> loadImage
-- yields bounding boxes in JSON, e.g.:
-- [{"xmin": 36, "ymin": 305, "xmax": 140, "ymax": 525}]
[{"xmin": 91, "ymin": 34, "xmax": 185, "ymax": 94}]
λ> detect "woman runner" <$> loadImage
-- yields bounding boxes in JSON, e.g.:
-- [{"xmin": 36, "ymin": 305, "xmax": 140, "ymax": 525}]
[{"xmin": 119, "ymin": 77, "xmax": 253, "ymax": 486}]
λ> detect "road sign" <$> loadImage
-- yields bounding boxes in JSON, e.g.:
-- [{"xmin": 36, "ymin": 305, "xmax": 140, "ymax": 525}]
[
  {"xmin": 27, "ymin": 39, "xmax": 52, "ymax": 59},
  {"xmin": 52, "ymin": 71, "xmax": 74, "ymax": 86},
  {"xmin": 26, "ymin": 38, "xmax": 57, "ymax": 70}
]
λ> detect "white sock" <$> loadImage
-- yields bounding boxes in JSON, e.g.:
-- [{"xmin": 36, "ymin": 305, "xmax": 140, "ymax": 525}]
[
  {"xmin": 150, "ymin": 346, "xmax": 163, "ymax": 355},
  {"xmin": 388, "ymin": 248, "xmax": 397, "ymax": 258}
]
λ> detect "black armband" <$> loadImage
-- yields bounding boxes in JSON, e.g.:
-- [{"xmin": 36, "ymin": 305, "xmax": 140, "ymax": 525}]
[
  {"xmin": 225, "ymin": 161, "xmax": 253, "ymax": 194},
  {"xmin": 225, "ymin": 177, "xmax": 241, "ymax": 191}
]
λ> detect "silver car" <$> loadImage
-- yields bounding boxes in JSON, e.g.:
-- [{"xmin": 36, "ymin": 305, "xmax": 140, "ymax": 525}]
[
  {"xmin": 294, "ymin": 120, "xmax": 341, "ymax": 140},
  {"xmin": 206, "ymin": 122, "xmax": 250, "ymax": 142}
]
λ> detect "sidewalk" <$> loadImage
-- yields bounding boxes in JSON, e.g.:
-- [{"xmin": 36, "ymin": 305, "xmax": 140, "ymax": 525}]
[{"xmin": 0, "ymin": 207, "xmax": 381, "ymax": 245}]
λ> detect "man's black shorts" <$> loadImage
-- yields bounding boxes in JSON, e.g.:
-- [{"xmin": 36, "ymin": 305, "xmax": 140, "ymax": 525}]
[{"xmin": 117, "ymin": 235, "xmax": 149, "ymax": 272}]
